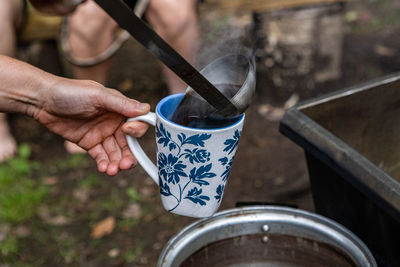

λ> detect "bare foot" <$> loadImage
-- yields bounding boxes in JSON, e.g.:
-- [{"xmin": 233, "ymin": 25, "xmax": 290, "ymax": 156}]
[
  {"xmin": 64, "ymin": 141, "xmax": 86, "ymax": 154},
  {"xmin": 0, "ymin": 114, "xmax": 17, "ymax": 162}
]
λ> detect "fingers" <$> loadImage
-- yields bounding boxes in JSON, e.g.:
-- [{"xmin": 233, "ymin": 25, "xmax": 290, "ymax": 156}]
[
  {"xmin": 115, "ymin": 128, "xmax": 137, "ymax": 170},
  {"xmin": 102, "ymin": 136, "xmax": 122, "ymax": 176},
  {"xmin": 88, "ymin": 132, "xmax": 137, "ymax": 176},
  {"xmin": 88, "ymin": 140, "xmax": 119, "ymax": 175},
  {"xmin": 88, "ymin": 144, "xmax": 109, "ymax": 173},
  {"xmin": 122, "ymin": 121, "xmax": 149, "ymax": 138},
  {"xmin": 100, "ymin": 88, "xmax": 151, "ymax": 118}
]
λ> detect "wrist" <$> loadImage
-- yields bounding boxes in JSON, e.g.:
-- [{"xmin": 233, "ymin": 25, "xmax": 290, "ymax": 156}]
[
  {"xmin": 28, "ymin": 72, "xmax": 58, "ymax": 118},
  {"xmin": 0, "ymin": 55, "xmax": 55, "ymax": 117}
]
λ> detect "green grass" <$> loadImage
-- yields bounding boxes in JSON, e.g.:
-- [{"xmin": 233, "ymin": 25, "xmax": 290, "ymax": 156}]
[
  {"xmin": 58, "ymin": 236, "xmax": 79, "ymax": 264},
  {"xmin": 0, "ymin": 234, "xmax": 18, "ymax": 258},
  {"xmin": 117, "ymin": 218, "xmax": 140, "ymax": 230},
  {"xmin": 56, "ymin": 154, "xmax": 89, "ymax": 171},
  {"xmin": 347, "ymin": 0, "xmax": 400, "ymax": 35},
  {"xmin": 126, "ymin": 188, "xmax": 141, "ymax": 202},
  {"xmin": 124, "ymin": 242, "xmax": 144, "ymax": 263},
  {"xmin": 79, "ymin": 173, "xmax": 101, "ymax": 189},
  {"xmin": 0, "ymin": 143, "xmax": 155, "ymax": 265},
  {"xmin": 0, "ymin": 144, "xmax": 47, "ymax": 223},
  {"xmin": 0, "ymin": 144, "xmax": 48, "ymax": 262},
  {"xmin": 100, "ymin": 188, "xmax": 125, "ymax": 212}
]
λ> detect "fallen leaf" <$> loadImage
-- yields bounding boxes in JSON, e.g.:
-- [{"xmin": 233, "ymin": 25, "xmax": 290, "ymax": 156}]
[
  {"xmin": 257, "ymin": 103, "xmax": 287, "ymax": 122},
  {"xmin": 117, "ymin": 178, "xmax": 128, "ymax": 187},
  {"xmin": 257, "ymin": 104, "xmax": 272, "ymax": 116},
  {"xmin": 139, "ymin": 186, "xmax": 154, "ymax": 197},
  {"xmin": 122, "ymin": 204, "xmax": 142, "ymax": 219},
  {"xmin": 44, "ymin": 176, "xmax": 59, "ymax": 185},
  {"xmin": 108, "ymin": 248, "xmax": 120, "ymax": 258},
  {"xmin": 143, "ymin": 214, "xmax": 155, "ymax": 222},
  {"xmin": 91, "ymin": 217, "xmax": 116, "ymax": 239},
  {"xmin": 47, "ymin": 216, "xmax": 72, "ymax": 226},
  {"xmin": 152, "ymin": 242, "xmax": 163, "ymax": 250},
  {"xmin": 37, "ymin": 206, "xmax": 51, "ymax": 221},
  {"xmin": 266, "ymin": 107, "xmax": 285, "ymax": 121},
  {"xmin": 283, "ymin": 94, "xmax": 299, "ymax": 109},
  {"xmin": 64, "ymin": 255, "xmax": 73, "ymax": 264},
  {"xmin": 38, "ymin": 206, "xmax": 71, "ymax": 225},
  {"xmin": 375, "ymin": 45, "xmax": 396, "ymax": 57},
  {"xmin": 73, "ymin": 187, "xmax": 90, "ymax": 203},
  {"xmin": 13, "ymin": 226, "xmax": 31, "ymax": 238},
  {"xmin": 118, "ymin": 79, "xmax": 134, "ymax": 92},
  {"xmin": 0, "ymin": 224, "xmax": 10, "ymax": 242},
  {"xmin": 345, "ymin": 11, "xmax": 358, "ymax": 23}
]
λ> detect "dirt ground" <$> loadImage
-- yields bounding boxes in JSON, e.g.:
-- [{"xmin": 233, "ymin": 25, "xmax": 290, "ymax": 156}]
[{"xmin": 2, "ymin": 0, "xmax": 400, "ymax": 266}]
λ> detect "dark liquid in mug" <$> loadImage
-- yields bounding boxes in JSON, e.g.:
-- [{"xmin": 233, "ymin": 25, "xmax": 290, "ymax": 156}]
[{"xmin": 169, "ymin": 84, "xmax": 242, "ymax": 129}]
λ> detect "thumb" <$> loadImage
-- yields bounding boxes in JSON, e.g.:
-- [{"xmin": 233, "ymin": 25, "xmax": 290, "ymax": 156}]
[{"xmin": 99, "ymin": 88, "xmax": 151, "ymax": 117}]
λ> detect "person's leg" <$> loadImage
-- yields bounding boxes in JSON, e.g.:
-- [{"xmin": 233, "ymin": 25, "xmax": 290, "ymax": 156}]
[
  {"xmin": 67, "ymin": 0, "xmax": 118, "ymax": 84},
  {"xmin": 0, "ymin": 0, "xmax": 24, "ymax": 161},
  {"xmin": 64, "ymin": 0, "xmax": 119, "ymax": 153},
  {"xmin": 145, "ymin": 0, "xmax": 199, "ymax": 94}
]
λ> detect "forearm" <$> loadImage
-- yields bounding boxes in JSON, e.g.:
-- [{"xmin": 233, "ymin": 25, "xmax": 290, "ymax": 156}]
[{"xmin": 0, "ymin": 55, "xmax": 54, "ymax": 116}]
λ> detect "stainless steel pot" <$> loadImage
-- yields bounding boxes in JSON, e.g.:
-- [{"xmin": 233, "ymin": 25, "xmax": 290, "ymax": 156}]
[{"xmin": 158, "ymin": 206, "xmax": 376, "ymax": 267}]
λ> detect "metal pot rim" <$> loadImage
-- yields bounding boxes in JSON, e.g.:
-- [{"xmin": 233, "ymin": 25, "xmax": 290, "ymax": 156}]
[{"xmin": 157, "ymin": 206, "xmax": 377, "ymax": 267}]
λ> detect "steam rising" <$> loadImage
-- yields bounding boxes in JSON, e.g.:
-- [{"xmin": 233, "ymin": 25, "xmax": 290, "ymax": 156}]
[
  {"xmin": 169, "ymin": 14, "xmax": 257, "ymax": 128},
  {"xmin": 194, "ymin": 13, "xmax": 257, "ymax": 95}
]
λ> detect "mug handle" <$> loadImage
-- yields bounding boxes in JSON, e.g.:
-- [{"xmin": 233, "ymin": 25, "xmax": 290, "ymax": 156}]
[{"xmin": 125, "ymin": 112, "xmax": 159, "ymax": 185}]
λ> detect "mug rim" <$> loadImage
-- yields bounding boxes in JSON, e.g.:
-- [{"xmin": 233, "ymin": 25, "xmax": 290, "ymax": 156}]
[{"xmin": 156, "ymin": 93, "xmax": 245, "ymax": 132}]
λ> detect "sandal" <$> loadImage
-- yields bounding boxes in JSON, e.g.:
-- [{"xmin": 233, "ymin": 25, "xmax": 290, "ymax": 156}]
[{"xmin": 60, "ymin": 0, "xmax": 149, "ymax": 67}]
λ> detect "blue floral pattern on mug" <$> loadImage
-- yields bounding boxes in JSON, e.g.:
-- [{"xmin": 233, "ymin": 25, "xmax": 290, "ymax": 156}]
[
  {"xmin": 158, "ymin": 154, "xmax": 187, "ymax": 184},
  {"xmin": 214, "ymin": 184, "xmax": 224, "ymax": 203},
  {"xmin": 223, "ymin": 130, "xmax": 241, "ymax": 155},
  {"xmin": 156, "ymin": 123, "xmax": 241, "ymax": 212}
]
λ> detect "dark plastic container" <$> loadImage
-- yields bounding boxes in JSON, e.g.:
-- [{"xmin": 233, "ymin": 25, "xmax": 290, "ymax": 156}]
[{"xmin": 279, "ymin": 73, "xmax": 400, "ymax": 267}]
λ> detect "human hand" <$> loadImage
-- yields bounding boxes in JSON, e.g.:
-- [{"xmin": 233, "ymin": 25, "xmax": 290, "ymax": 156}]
[{"xmin": 33, "ymin": 77, "xmax": 150, "ymax": 175}]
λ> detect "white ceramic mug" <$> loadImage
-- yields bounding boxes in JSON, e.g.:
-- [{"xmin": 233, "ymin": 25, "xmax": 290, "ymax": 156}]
[{"xmin": 126, "ymin": 93, "xmax": 244, "ymax": 218}]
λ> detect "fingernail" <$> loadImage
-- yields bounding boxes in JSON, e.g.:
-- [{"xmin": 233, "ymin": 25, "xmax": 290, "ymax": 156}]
[
  {"xmin": 126, "ymin": 126, "xmax": 136, "ymax": 135},
  {"xmin": 138, "ymin": 103, "xmax": 149, "ymax": 111}
]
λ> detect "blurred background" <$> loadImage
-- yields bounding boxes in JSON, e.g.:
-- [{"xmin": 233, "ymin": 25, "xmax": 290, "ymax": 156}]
[{"xmin": 1, "ymin": 0, "xmax": 400, "ymax": 266}]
